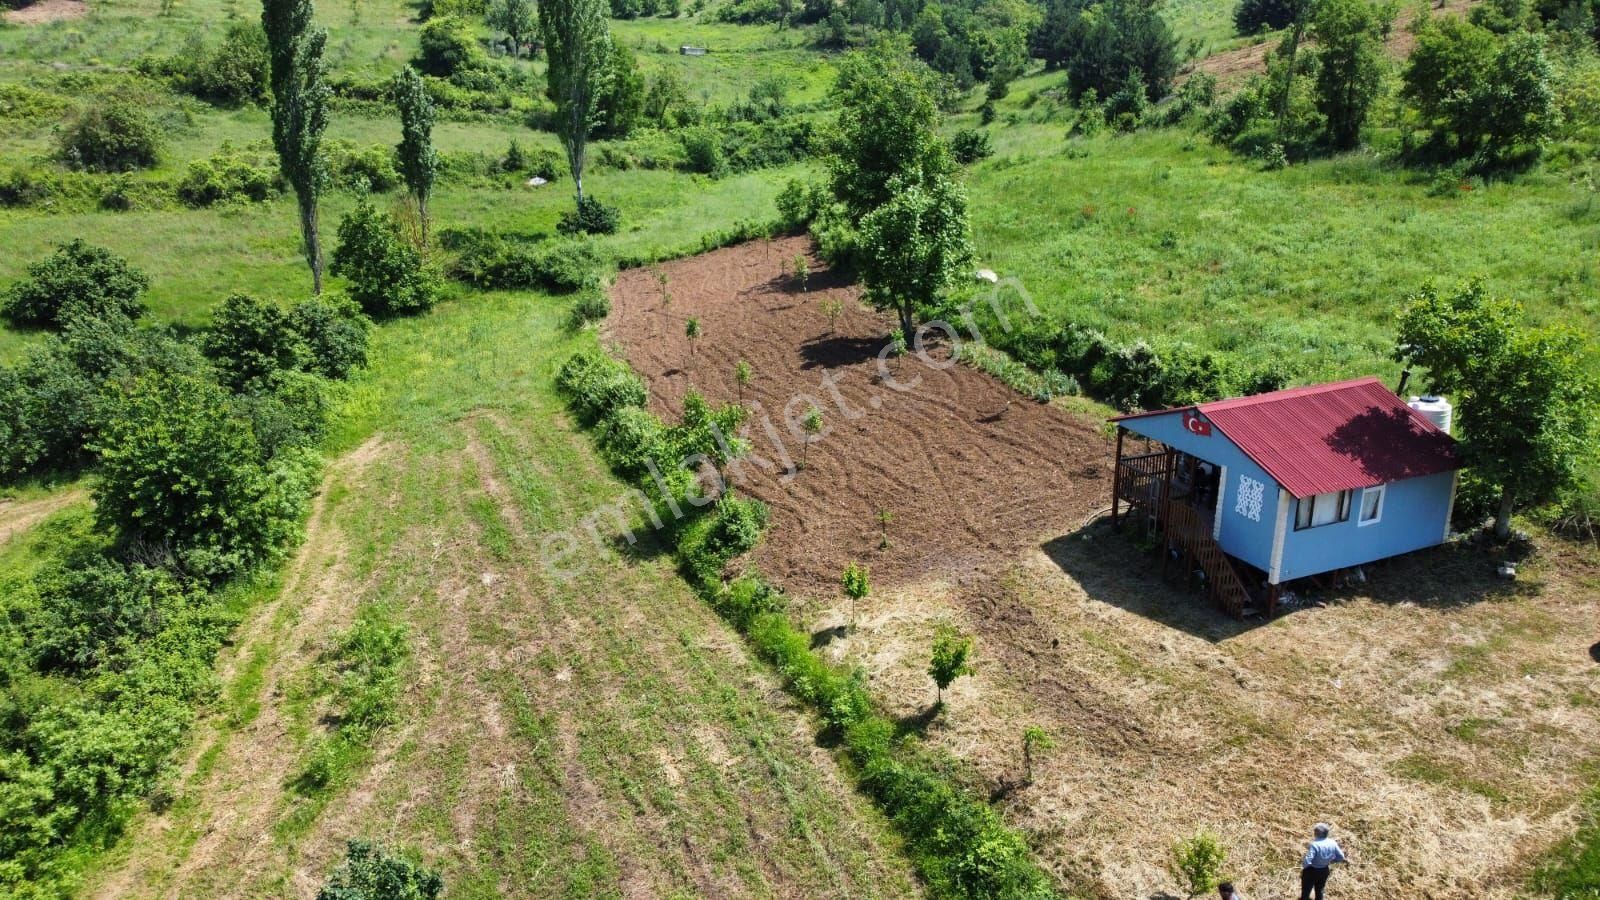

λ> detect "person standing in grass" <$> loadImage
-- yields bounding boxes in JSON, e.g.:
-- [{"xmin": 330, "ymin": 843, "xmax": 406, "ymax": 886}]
[
  {"xmin": 1217, "ymin": 882, "xmax": 1245, "ymax": 900},
  {"xmin": 1299, "ymin": 823, "xmax": 1347, "ymax": 900}
]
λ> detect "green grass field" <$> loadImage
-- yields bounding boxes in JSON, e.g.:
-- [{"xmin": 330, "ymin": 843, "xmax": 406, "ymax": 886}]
[
  {"xmin": 3, "ymin": 0, "xmax": 1599, "ymax": 891},
  {"xmin": 956, "ymin": 114, "xmax": 1600, "ymax": 383}
]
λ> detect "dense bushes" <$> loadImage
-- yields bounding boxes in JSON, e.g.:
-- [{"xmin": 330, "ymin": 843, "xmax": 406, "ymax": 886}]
[
  {"xmin": 1033, "ymin": 0, "xmax": 1181, "ymax": 101},
  {"xmin": 1234, "ymin": 0, "xmax": 1299, "ymax": 33},
  {"xmin": 416, "ymin": 17, "xmax": 484, "ymax": 77},
  {"xmin": 0, "ymin": 239, "xmax": 374, "ymax": 891},
  {"xmin": 1402, "ymin": 20, "xmax": 1558, "ymax": 166},
  {"xmin": 439, "ymin": 228, "xmax": 600, "ymax": 292},
  {"xmin": 966, "ymin": 295, "xmax": 1290, "ymax": 410},
  {"xmin": 56, "ymin": 98, "xmax": 162, "ymax": 173},
  {"xmin": 557, "ymin": 195, "xmax": 622, "ymax": 235},
  {"xmin": 202, "ymin": 293, "xmax": 310, "ymax": 390},
  {"xmin": 138, "ymin": 22, "xmax": 271, "ymax": 107},
  {"xmin": 290, "ymin": 295, "xmax": 372, "ymax": 379},
  {"xmin": 177, "ymin": 148, "xmax": 283, "ymax": 206},
  {"xmin": 92, "ymin": 372, "xmax": 317, "ymax": 576},
  {"xmin": 30, "ymin": 556, "xmax": 202, "ymax": 674},
  {"xmin": 317, "ymin": 840, "xmax": 442, "ymax": 900},
  {"xmin": 2, "ymin": 240, "xmax": 149, "ymax": 328},
  {"xmin": 556, "ymin": 346, "xmax": 1058, "ymax": 899},
  {"xmin": 332, "ymin": 200, "xmax": 443, "ymax": 317},
  {"xmin": 555, "ymin": 350, "xmax": 647, "ymax": 426}
]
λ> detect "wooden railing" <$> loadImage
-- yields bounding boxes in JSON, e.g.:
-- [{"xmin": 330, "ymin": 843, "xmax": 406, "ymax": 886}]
[
  {"xmin": 1113, "ymin": 450, "xmax": 1171, "ymax": 533},
  {"xmin": 1163, "ymin": 501, "xmax": 1252, "ymax": 617}
]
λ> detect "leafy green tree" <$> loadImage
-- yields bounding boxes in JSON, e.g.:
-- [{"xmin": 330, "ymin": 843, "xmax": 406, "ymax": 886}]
[
  {"xmin": 1235, "ymin": 0, "xmax": 1300, "ymax": 32},
  {"xmin": 596, "ymin": 41, "xmax": 646, "ymax": 139},
  {"xmin": 928, "ymin": 623, "xmax": 974, "ymax": 705},
  {"xmin": 202, "ymin": 293, "xmax": 305, "ymax": 390},
  {"xmin": 290, "ymin": 295, "xmax": 371, "ymax": 379},
  {"xmin": 792, "ymin": 255, "xmax": 810, "ymax": 292},
  {"xmin": 1312, "ymin": 0, "xmax": 1390, "ymax": 149},
  {"xmin": 263, "ymin": 0, "xmax": 332, "ymax": 293},
  {"xmin": 1032, "ymin": 0, "xmax": 1180, "ymax": 101},
  {"xmin": 3, "ymin": 240, "xmax": 149, "ymax": 328},
  {"xmin": 416, "ymin": 16, "xmax": 483, "ymax": 76},
  {"xmin": 829, "ymin": 39, "xmax": 949, "ymax": 222},
  {"xmin": 317, "ymin": 840, "xmax": 443, "ymax": 900},
  {"xmin": 331, "ymin": 199, "xmax": 442, "ymax": 317},
  {"xmin": 1403, "ymin": 21, "xmax": 1557, "ymax": 164},
  {"xmin": 392, "ymin": 67, "xmax": 438, "ymax": 243},
  {"xmin": 1396, "ymin": 280, "xmax": 1598, "ymax": 537},
  {"xmin": 486, "ymin": 0, "xmax": 536, "ymax": 55},
  {"xmin": 858, "ymin": 172, "xmax": 974, "ymax": 346},
  {"xmin": 540, "ymin": 0, "xmax": 612, "ymax": 209},
  {"xmin": 841, "ymin": 561, "xmax": 869, "ymax": 628},
  {"xmin": 92, "ymin": 372, "xmax": 310, "ymax": 575}
]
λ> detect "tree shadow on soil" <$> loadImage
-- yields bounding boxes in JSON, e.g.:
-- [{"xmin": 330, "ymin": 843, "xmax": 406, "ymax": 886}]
[
  {"xmin": 1044, "ymin": 520, "xmax": 1540, "ymax": 644},
  {"xmin": 810, "ymin": 624, "xmax": 849, "ymax": 648},
  {"xmin": 798, "ymin": 334, "xmax": 886, "ymax": 370},
  {"xmin": 894, "ymin": 702, "xmax": 941, "ymax": 739}
]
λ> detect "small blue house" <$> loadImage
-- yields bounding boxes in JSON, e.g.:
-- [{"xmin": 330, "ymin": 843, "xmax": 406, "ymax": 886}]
[{"xmin": 1109, "ymin": 377, "xmax": 1460, "ymax": 616}]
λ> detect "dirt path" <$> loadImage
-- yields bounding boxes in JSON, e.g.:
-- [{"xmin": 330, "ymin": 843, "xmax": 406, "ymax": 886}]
[
  {"xmin": 0, "ymin": 488, "xmax": 85, "ymax": 547},
  {"xmin": 87, "ymin": 437, "xmax": 391, "ymax": 900},
  {"xmin": 90, "ymin": 414, "xmax": 918, "ymax": 897},
  {"xmin": 1, "ymin": 0, "xmax": 87, "ymax": 24},
  {"xmin": 1192, "ymin": 0, "xmax": 1477, "ymax": 91}
]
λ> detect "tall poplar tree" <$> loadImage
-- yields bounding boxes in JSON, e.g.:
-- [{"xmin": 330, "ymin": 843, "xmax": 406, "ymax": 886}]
[
  {"xmin": 538, "ymin": 0, "xmax": 611, "ymax": 209},
  {"xmin": 393, "ymin": 66, "xmax": 438, "ymax": 243},
  {"xmin": 263, "ymin": 0, "xmax": 331, "ymax": 293}
]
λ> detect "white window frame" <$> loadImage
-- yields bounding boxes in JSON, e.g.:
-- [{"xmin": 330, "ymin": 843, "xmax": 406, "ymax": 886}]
[
  {"xmin": 1358, "ymin": 484, "xmax": 1386, "ymax": 527},
  {"xmin": 1294, "ymin": 489, "xmax": 1351, "ymax": 531}
]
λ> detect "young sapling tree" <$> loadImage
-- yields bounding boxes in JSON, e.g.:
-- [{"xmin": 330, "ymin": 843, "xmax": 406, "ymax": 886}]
[
  {"xmin": 685, "ymin": 316, "xmax": 701, "ymax": 356},
  {"xmin": 800, "ymin": 405, "xmax": 822, "ymax": 468},
  {"xmin": 841, "ymin": 561, "xmax": 869, "ymax": 630},
  {"xmin": 792, "ymin": 254, "xmax": 809, "ymax": 293},
  {"xmin": 1021, "ymin": 724, "xmax": 1054, "ymax": 785},
  {"xmin": 734, "ymin": 359, "xmax": 752, "ymax": 403},
  {"xmin": 928, "ymin": 623, "xmax": 974, "ymax": 706},
  {"xmin": 821, "ymin": 297, "xmax": 843, "ymax": 335}
]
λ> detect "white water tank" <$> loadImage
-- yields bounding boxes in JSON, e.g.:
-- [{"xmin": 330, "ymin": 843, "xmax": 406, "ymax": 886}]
[{"xmin": 1409, "ymin": 395, "xmax": 1453, "ymax": 434}]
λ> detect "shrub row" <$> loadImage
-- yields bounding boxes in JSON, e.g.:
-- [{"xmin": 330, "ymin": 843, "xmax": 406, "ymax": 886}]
[
  {"xmin": 438, "ymin": 228, "xmax": 601, "ymax": 293},
  {"xmin": 555, "ymin": 349, "xmax": 1058, "ymax": 899}
]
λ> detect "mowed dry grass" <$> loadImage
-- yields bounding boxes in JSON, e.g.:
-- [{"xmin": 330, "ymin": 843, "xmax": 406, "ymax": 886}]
[
  {"xmin": 605, "ymin": 240, "xmax": 1600, "ymax": 898},
  {"xmin": 89, "ymin": 413, "xmax": 919, "ymax": 899}
]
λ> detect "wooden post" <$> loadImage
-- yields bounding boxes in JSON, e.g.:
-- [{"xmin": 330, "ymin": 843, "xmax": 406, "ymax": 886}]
[{"xmin": 1111, "ymin": 426, "xmax": 1124, "ymax": 527}]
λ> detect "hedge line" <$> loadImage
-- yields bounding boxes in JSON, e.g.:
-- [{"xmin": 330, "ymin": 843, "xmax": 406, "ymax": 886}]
[{"xmin": 555, "ymin": 349, "xmax": 1057, "ymax": 900}]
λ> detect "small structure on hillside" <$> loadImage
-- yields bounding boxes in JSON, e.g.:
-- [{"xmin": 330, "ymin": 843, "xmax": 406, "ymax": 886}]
[
  {"xmin": 680, "ymin": 45, "xmax": 707, "ymax": 56},
  {"xmin": 1109, "ymin": 377, "xmax": 1460, "ymax": 617}
]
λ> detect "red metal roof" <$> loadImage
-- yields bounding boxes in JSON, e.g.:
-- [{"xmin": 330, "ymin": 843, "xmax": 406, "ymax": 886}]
[{"xmin": 1113, "ymin": 376, "xmax": 1460, "ymax": 497}]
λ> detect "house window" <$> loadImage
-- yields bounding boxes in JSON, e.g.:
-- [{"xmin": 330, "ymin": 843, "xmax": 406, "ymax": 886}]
[
  {"xmin": 1294, "ymin": 490, "xmax": 1351, "ymax": 530},
  {"xmin": 1358, "ymin": 484, "xmax": 1385, "ymax": 526}
]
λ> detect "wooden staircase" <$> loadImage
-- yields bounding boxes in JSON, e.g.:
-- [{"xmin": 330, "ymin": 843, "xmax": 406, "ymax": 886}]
[{"xmin": 1162, "ymin": 502, "xmax": 1253, "ymax": 617}]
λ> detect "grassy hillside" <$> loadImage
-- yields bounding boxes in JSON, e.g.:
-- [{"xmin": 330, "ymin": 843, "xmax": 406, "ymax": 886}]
[
  {"xmin": 81, "ymin": 277, "xmax": 921, "ymax": 897},
  {"xmin": 2, "ymin": 0, "xmax": 1598, "ymax": 891}
]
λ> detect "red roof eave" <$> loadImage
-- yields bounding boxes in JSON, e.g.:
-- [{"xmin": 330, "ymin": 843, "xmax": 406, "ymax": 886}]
[{"xmin": 1110, "ymin": 377, "xmax": 1461, "ymax": 497}]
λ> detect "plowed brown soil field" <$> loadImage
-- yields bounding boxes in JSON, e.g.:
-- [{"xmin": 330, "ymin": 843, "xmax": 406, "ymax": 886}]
[{"xmin": 607, "ymin": 235, "xmax": 1111, "ymax": 598}]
